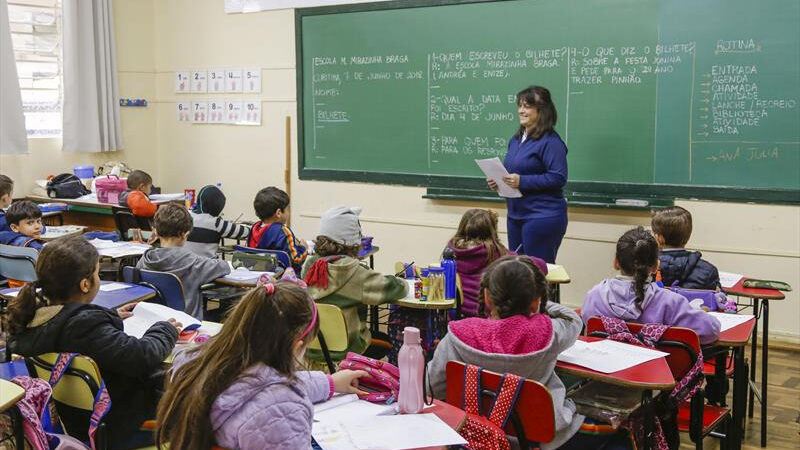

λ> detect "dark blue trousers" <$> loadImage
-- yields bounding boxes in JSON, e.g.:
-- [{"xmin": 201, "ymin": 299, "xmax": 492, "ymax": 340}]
[{"xmin": 507, "ymin": 214, "xmax": 567, "ymax": 263}]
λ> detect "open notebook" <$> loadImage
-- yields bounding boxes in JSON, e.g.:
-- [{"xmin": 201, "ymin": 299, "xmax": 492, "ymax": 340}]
[{"xmin": 123, "ymin": 302, "xmax": 200, "ymax": 339}]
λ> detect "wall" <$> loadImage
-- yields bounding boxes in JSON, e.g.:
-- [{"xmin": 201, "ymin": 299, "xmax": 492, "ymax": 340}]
[{"xmin": 0, "ymin": 0, "xmax": 158, "ymax": 195}]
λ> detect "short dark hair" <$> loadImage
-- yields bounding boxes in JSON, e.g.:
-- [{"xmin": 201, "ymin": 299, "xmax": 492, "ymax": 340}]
[
  {"xmin": 651, "ymin": 206, "xmax": 693, "ymax": 248},
  {"xmin": 314, "ymin": 235, "xmax": 361, "ymax": 258},
  {"xmin": 0, "ymin": 174, "xmax": 13, "ymax": 197},
  {"xmin": 127, "ymin": 170, "xmax": 153, "ymax": 190},
  {"xmin": 154, "ymin": 203, "xmax": 192, "ymax": 238},
  {"xmin": 616, "ymin": 227, "xmax": 659, "ymax": 308},
  {"xmin": 7, "ymin": 200, "xmax": 42, "ymax": 225},
  {"xmin": 253, "ymin": 187, "xmax": 289, "ymax": 220},
  {"xmin": 515, "ymin": 85, "xmax": 557, "ymax": 140}
]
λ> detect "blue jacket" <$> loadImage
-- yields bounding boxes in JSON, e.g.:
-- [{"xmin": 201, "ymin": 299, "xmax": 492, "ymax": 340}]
[
  {"xmin": 248, "ymin": 221, "xmax": 307, "ymax": 273},
  {"xmin": 503, "ymin": 130, "xmax": 568, "ymax": 219},
  {"xmin": 0, "ymin": 231, "xmax": 44, "ymax": 251},
  {"xmin": 0, "ymin": 210, "xmax": 7, "ymax": 232},
  {"xmin": 659, "ymin": 249, "xmax": 720, "ymax": 290}
]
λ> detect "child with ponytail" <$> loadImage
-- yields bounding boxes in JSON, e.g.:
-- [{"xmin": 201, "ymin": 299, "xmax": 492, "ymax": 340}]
[
  {"xmin": 157, "ymin": 280, "xmax": 367, "ymax": 450},
  {"xmin": 6, "ymin": 236, "xmax": 180, "ymax": 449},
  {"xmin": 581, "ymin": 226, "xmax": 720, "ymax": 344}
]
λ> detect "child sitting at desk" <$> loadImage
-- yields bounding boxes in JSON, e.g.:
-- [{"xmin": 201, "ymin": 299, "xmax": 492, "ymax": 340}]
[
  {"xmin": 0, "ymin": 200, "xmax": 44, "ymax": 251},
  {"xmin": 185, "ymin": 184, "xmax": 249, "ymax": 258},
  {"xmin": 303, "ymin": 205, "xmax": 407, "ymax": 359},
  {"xmin": 248, "ymin": 186, "xmax": 307, "ymax": 273},
  {"xmin": 581, "ymin": 226, "xmax": 721, "ymax": 344},
  {"xmin": 118, "ymin": 169, "xmax": 157, "ymax": 217},
  {"xmin": 7, "ymin": 236, "xmax": 180, "ymax": 449},
  {"xmin": 0, "ymin": 174, "xmax": 13, "ymax": 231},
  {"xmin": 427, "ymin": 255, "xmax": 630, "ymax": 450},
  {"xmin": 157, "ymin": 281, "xmax": 367, "ymax": 450},
  {"xmin": 137, "ymin": 203, "xmax": 230, "ymax": 319},
  {"xmin": 651, "ymin": 206, "xmax": 720, "ymax": 290}
]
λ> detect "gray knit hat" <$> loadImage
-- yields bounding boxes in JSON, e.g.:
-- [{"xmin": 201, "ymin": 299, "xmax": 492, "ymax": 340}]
[{"xmin": 318, "ymin": 205, "xmax": 363, "ymax": 246}]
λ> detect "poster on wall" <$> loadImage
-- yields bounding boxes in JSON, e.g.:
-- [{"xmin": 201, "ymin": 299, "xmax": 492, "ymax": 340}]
[
  {"xmin": 208, "ymin": 69, "xmax": 225, "ymax": 93},
  {"xmin": 225, "ymin": 99, "xmax": 243, "ymax": 123},
  {"xmin": 243, "ymin": 68, "xmax": 261, "ymax": 93},
  {"xmin": 225, "ymin": 0, "xmax": 392, "ymax": 13},
  {"xmin": 192, "ymin": 101, "xmax": 208, "ymax": 123},
  {"xmin": 176, "ymin": 101, "xmax": 191, "ymax": 122},
  {"xmin": 174, "ymin": 71, "xmax": 190, "ymax": 93},
  {"xmin": 225, "ymin": 68, "xmax": 243, "ymax": 93},
  {"xmin": 241, "ymin": 100, "xmax": 262, "ymax": 125},
  {"xmin": 208, "ymin": 100, "xmax": 226, "ymax": 123},
  {"xmin": 190, "ymin": 70, "xmax": 208, "ymax": 92}
]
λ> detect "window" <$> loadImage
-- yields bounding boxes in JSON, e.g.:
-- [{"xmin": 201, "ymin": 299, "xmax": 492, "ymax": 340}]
[{"xmin": 8, "ymin": 0, "xmax": 61, "ymax": 137}]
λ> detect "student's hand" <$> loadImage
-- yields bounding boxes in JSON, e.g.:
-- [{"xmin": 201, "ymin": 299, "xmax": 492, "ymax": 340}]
[
  {"xmin": 486, "ymin": 178, "xmax": 499, "ymax": 191},
  {"xmin": 116, "ymin": 302, "xmax": 137, "ymax": 319},
  {"xmin": 503, "ymin": 173, "xmax": 521, "ymax": 189},
  {"xmin": 167, "ymin": 318, "xmax": 183, "ymax": 331},
  {"xmin": 332, "ymin": 370, "xmax": 369, "ymax": 395}
]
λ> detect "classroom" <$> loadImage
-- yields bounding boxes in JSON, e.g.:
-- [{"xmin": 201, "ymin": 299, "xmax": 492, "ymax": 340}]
[{"xmin": 1, "ymin": 0, "xmax": 798, "ymax": 449}]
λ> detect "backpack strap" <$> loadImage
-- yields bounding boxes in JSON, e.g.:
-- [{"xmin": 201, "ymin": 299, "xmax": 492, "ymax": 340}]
[
  {"xmin": 462, "ymin": 364, "xmax": 483, "ymax": 416},
  {"xmin": 486, "ymin": 373, "xmax": 525, "ymax": 429}
]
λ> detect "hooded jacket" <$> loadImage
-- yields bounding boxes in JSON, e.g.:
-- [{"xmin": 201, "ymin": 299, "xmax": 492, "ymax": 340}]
[
  {"xmin": 0, "ymin": 230, "xmax": 43, "ymax": 250},
  {"xmin": 427, "ymin": 302, "xmax": 584, "ymax": 450},
  {"xmin": 248, "ymin": 221, "xmax": 307, "ymax": 273},
  {"xmin": 658, "ymin": 249, "xmax": 720, "ymax": 290},
  {"xmin": 9, "ymin": 302, "xmax": 177, "ymax": 448},
  {"xmin": 302, "ymin": 254, "xmax": 407, "ymax": 355},
  {"xmin": 136, "ymin": 246, "xmax": 230, "ymax": 319},
  {"xmin": 582, "ymin": 276, "xmax": 721, "ymax": 344},
  {"xmin": 446, "ymin": 242, "xmax": 507, "ymax": 317},
  {"xmin": 172, "ymin": 351, "xmax": 332, "ymax": 450}
]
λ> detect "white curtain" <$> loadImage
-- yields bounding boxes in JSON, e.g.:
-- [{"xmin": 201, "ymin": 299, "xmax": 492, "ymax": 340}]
[
  {"xmin": 62, "ymin": 0, "xmax": 123, "ymax": 152},
  {"xmin": 0, "ymin": 0, "xmax": 28, "ymax": 154}
]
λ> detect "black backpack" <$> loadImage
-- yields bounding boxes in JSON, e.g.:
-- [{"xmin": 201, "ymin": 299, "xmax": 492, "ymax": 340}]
[{"xmin": 46, "ymin": 173, "xmax": 90, "ymax": 199}]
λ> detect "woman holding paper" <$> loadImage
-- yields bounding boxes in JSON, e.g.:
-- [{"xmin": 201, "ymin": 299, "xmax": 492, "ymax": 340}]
[{"xmin": 487, "ymin": 85, "xmax": 568, "ymax": 263}]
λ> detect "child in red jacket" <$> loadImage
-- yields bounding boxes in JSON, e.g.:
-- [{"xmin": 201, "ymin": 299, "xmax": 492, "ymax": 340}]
[{"xmin": 119, "ymin": 170, "xmax": 157, "ymax": 217}]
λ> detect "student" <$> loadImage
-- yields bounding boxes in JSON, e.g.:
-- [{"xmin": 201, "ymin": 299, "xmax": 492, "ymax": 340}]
[
  {"xmin": 302, "ymin": 206, "xmax": 407, "ymax": 358},
  {"xmin": 0, "ymin": 174, "xmax": 13, "ymax": 231},
  {"xmin": 651, "ymin": 206, "xmax": 720, "ymax": 290},
  {"xmin": 137, "ymin": 203, "xmax": 231, "ymax": 319},
  {"xmin": 582, "ymin": 226, "xmax": 721, "ymax": 345},
  {"xmin": 185, "ymin": 185, "xmax": 249, "ymax": 258},
  {"xmin": 156, "ymin": 281, "xmax": 367, "ymax": 450},
  {"xmin": 248, "ymin": 186, "xmax": 307, "ymax": 273},
  {"xmin": 118, "ymin": 169, "xmax": 157, "ymax": 217},
  {"xmin": 447, "ymin": 208, "xmax": 548, "ymax": 317},
  {"xmin": 0, "ymin": 200, "xmax": 44, "ymax": 251},
  {"xmin": 6, "ymin": 236, "xmax": 180, "ymax": 449},
  {"xmin": 428, "ymin": 256, "xmax": 629, "ymax": 450}
]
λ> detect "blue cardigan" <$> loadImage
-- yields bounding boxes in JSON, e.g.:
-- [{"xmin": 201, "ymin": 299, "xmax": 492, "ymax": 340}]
[{"xmin": 503, "ymin": 130, "xmax": 568, "ymax": 219}]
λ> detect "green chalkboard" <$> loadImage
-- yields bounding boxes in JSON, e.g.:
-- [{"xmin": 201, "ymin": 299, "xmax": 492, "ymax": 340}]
[{"xmin": 296, "ymin": 0, "xmax": 800, "ymax": 203}]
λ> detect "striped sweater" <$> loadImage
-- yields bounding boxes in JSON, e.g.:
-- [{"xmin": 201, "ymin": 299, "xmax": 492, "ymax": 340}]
[{"xmin": 185, "ymin": 211, "xmax": 249, "ymax": 258}]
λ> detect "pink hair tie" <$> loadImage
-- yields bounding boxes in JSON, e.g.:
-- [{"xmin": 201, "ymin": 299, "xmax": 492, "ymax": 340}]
[
  {"xmin": 263, "ymin": 282, "xmax": 275, "ymax": 295},
  {"xmin": 298, "ymin": 298, "xmax": 318, "ymax": 342}
]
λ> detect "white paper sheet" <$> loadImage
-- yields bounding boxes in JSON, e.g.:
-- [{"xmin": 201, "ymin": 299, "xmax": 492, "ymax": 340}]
[
  {"xmin": 707, "ymin": 312, "xmax": 754, "ymax": 332},
  {"xmin": 475, "ymin": 157, "xmax": 522, "ymax": 198},
  {"xmin": 41, "ymin": 225, "xmax": 85, "ymax": 238},
  {"xmin": 123, "ymin": 302, "xmax": 199, "ymax": 339},
  {"xmin": 99, "ymin": 282, "xmax": 133, "ymax": 292},
  {"xmin": 88, "ymin": 239, "xmax": 151, "ymax": 258},
  {"xmin": 149, "ymin": 193, "xmax": 185, "ymax": 203},
  {"xmin": 558, "ymin": 339, "xmax": 669, "ymax": 373},
  {"xmin": 223, "ymin": 268, "xmax": 273, "ymax": 281},
  {"xmin": 718, "ymin": 271, "xmax": 744, "ymax": 288},
  {"xmin": 1, "ymin": 290, "xmax": 19, "ymax": 297}
]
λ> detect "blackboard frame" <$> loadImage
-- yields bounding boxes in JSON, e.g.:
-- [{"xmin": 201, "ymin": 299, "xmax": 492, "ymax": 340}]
[{"xmin": 295, "ymin": 0, "xmax": 800, "ymax": 205}]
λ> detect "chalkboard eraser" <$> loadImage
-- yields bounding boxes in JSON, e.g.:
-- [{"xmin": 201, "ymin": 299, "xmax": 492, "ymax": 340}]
[{"xmin": 615, "ymin": 198, "xmax": 649, "ymax": 207}]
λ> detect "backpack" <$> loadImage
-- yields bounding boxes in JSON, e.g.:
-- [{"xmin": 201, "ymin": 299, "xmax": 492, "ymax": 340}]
[
  {"xmin": 232, "ymin": 250, "xmax": 282, "ymax": 272},
  {"xmin": 46, "ymin": 174, "xmax": 90, "ymax": 199},
  {"xmin": 457, "ymin": 364, "xmax": 523, "ymax": 450},
  {"xmin": 338, "ymin": 352, "xmax": 400, "ymax": 403}
]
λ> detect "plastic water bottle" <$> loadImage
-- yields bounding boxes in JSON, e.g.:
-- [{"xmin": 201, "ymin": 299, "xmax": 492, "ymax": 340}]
[
  {"xmin": 398, "ymin": 327, "xmax": 424, "ymax": 414},
  {"xmin": 441, "ymin": 248, "xmax": 457, "ymax": 300}
]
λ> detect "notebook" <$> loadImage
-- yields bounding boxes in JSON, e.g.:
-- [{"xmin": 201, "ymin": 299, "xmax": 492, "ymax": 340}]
[{"xmin": 123, "ymin": 302, "xmax": 200, "ymax": 339}]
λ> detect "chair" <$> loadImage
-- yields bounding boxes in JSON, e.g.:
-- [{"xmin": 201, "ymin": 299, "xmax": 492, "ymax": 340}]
[
  {"xmin": 445, "ymin": 361, "xmax": 556, "ymax": 450},
  {"xmin": 585, "ymin": 317, "xmax": 731, "ymax": 450},
  {"xmin": 0, "ymin": 244, "xmax": 38, "ymax": 284},
  {"xmin": 121, "ymin": 266, "xmax": 186, "ymax": 312},
  {"xmin": 307, "ymin": 303, "xmax": 350, "ymax": 373},
  {"xmin": 232, "ymin": 245, "xmax": 291, "ymax": 270},
  {"xmin": 112, "ymin": 206, "xmax": 152, "ymax": 242}
]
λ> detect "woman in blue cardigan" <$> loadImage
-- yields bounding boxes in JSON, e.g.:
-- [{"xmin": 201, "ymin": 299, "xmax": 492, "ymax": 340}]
[{"xmin": 488, "ymin": 86, "xmax": 568, "ymax": 263}]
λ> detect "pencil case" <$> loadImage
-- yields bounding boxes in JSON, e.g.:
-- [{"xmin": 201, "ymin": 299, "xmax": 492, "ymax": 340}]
[{"xmin": 742, "ymin": 279, "xmax": 792, "ymax": 291}]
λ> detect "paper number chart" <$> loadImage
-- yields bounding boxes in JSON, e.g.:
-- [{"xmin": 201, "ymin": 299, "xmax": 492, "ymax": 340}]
[
  {"xmin": 243, "ymin": 68, "xmax": 261, "ymax": 93},
  {"xmin": 176, "ymin": 101, "xmax": 191, "ymax": 122},
  {"xmin": 174, "ymin": 71, "xmax": 190, "ymax": 93},
  {"xmin": 208, "ymin": 100, "xmax": 226, "ymax": 124},
  {"xmin": 208, "ymin": 69, "xmax": 225, "ymax": 93},
  {"xmin": 241, "ymin": 100, "xmax": 261, "ymax": 125},
  {"xmin": 226, "ymin": 99, "xmax": 243, "ymax": 123},
  {"xmin": 191, "ymin": 101, "xmax": 208, "ymax": 123},
  {"xmin": 225, "ymin": 68, "xmax": 243, "ymax": 92},
  {"xmin": 190, "ymin": 70, "xmax": 207, "ymax": 92}
]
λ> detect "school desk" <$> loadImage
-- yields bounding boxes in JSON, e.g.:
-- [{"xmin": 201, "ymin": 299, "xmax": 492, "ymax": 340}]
[
  {"xmin": 0, "ymin": 379, "xmax": 25, "ymax": 450},
  {"xmin": 40, "ymin": 225, "xmax": 87, "ymax": 241},
  {"xmin": 41, "ymin": 210, "xmax": 64, "ymax": 226},
  {"xmin": 712, "ymin": 316, "xmax": 756, "ymax": 450},
  {"xmin": 545, "ymin": 263, "xmax": 571, "ymax": 303},
  {"xmin": 27, "ymin": 194, "xmax": 183, "ymax": 231},
  {"xmin": 0, "ymin": 281, "xmax": 156, "ymax": 310},
  {"xmin": 722, "ymin": 279, "xmax": 784, "ymax": 448}
]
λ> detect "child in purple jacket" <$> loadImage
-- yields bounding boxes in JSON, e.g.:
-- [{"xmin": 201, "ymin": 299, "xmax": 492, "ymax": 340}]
[
  {"xmin": 582, "ymin": 226, "xmax": 721, "ymax": 345},
  {"xmin": 157, "ymin": 281, "xmax": 367, "ymax": 450}
]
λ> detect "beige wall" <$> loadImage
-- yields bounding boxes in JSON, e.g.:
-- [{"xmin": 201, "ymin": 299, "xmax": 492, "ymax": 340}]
[{"xmin": 4, "ymin": 0, "xmax": 799, "ymax": 342}]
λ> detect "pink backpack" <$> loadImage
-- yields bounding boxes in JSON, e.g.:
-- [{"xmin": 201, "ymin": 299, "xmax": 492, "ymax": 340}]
[
  {"xmin": 338, "ymin": 352, "xmax": 400, "ymax": 403},
  {"xmin": 458, "ymin": 364, "xmax": 524, "ymax": 450}
]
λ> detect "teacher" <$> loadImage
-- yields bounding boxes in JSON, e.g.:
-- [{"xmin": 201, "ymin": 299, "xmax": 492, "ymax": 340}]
[{"xmin": 487, "ymin": 86, "xmax": 568, "ymax": 263}]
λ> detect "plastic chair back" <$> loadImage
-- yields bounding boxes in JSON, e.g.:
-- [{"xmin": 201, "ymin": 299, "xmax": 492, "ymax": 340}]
[
  {"xmin": 122, "ymin": 266, "xmax": 187, "ymax": 312},
  {"xmin": 26, "ymin": 353, "xmax": 101, "ymax": 411},
  {"xmin": 307, "ymin": 303, "xmax": 350, "ymax": 373},
  {"xmin": 0, "ymin": 244, "xmax": 38, "ymax": 282},
  {"xmin": 445, "ymin": 360, "xmax": 556, "ymax": 447},
  {"xmin": 112, "ymin": 206, "xmax": 152, "ymax": 241}
]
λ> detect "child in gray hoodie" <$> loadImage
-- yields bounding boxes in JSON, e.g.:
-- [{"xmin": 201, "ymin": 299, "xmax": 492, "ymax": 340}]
[
  {"xmin": 428, "ymin": 255, "xmax": 632, "ymax": 450},
  {"xmin": 137, "ymin": 203, "xmax": 231, "ymax": 319}
]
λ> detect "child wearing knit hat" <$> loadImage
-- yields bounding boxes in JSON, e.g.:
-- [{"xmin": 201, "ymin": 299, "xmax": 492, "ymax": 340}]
[{"xmin": 185, "ymin": 185, "xmax": 249, "ymax": 258}]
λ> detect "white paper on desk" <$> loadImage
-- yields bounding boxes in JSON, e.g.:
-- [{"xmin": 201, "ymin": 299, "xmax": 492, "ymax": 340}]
[
  {"xmin": 475, "ymin": 157, "xmax": 522, "ymax": 198},
  {"xmin": 150, "ymin": 193, "xmax": 185, "ymax": 203},
  {"xmin": 718, "ymin": 271, "xmax": 744, "ymax": 288},
  {"xmin": 42, "ymin": 225, "xmax": 85, "ymax": 236},
  {"xmin": 197, "ymin": 321, "xmax": 222, "ymax": 336},
  {"xmin": 2, "ymin": 290, "xmax": 19, "ymax": 297},
  {"xmin": 224, "ymin": 268, "xmax": 273, "ymax": 281},
  {"xmin": 88, "ymin": 238, "xmax": 119, "ymax": 249},
  {"xmin": 558, "ymin": 339, "xmax": 668, "ymax": 373},
  {"xmin": 123, "ymin": 302, "xmax": 199, "ymax": 339},
  {"xmin": 98, "ymin": 243, "xmax": 151, "ymax": 258},
  {"xmin": 100, "ymin": 282, "xmax": 132, "ymax": 292},
  {"xmin": 346, "ymin": 414, "xmax": 467, "ymax": 449},
  {"xmin": 707, "ymin": 312, "xmax": 754, "ymax": 332}
]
